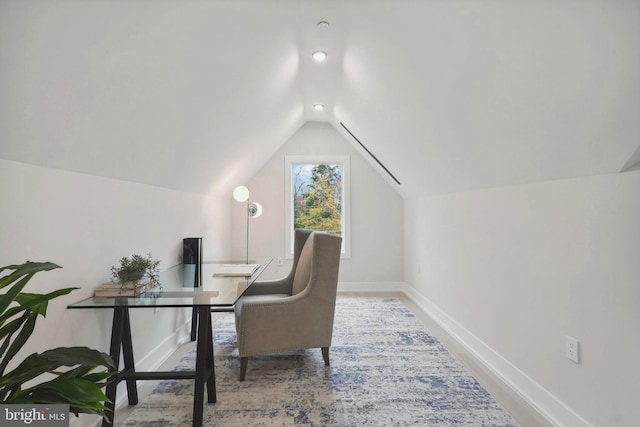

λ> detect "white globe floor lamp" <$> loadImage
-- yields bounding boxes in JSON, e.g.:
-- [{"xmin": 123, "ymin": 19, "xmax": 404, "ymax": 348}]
[{"xmin": 233, "ymin": 186, "xmax": 263, "ymax": 264}]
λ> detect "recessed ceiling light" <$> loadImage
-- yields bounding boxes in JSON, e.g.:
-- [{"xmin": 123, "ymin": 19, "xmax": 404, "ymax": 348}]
[
  {"xmin": 317, "ymin": 21, "xmax": 330, "ymax": 29},
  {"xmin": 312, "ymin": 51, "xmax": 327, "ymax": 62},
  {"xmin": 313, "ymin": 104, "xmax": 325, "ymax": 111}
]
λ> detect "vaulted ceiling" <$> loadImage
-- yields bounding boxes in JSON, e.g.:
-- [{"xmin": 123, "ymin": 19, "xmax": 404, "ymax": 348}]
[{"xmin": 1, "ymin": 0, "xmax": 638, "ymax": 198}]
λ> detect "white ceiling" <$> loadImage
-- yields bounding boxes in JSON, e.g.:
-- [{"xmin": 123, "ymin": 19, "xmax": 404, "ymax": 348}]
[{"xmin": 1, "ymin": 0, "xmax": 638, "ymax": 198}]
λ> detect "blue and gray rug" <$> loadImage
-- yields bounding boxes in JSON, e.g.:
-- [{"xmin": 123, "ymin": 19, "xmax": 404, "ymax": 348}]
[{"xmin": 122, "ymin": 297, "xmax": 519, "ymax": 426}]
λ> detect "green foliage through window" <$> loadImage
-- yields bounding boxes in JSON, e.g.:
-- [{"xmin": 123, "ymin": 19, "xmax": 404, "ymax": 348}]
[{"xmin": 292, "ymin": 163, "xmax": 342, "ymax": 236}]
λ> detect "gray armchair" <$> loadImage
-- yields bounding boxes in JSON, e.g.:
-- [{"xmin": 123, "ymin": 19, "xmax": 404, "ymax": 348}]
[{"xmin": 234, "ymin": 229, "xmax": 342, "ymax": 381}]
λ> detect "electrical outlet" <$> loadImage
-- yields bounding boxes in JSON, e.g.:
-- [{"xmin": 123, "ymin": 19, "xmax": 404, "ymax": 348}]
[{"xmin": 565, "ymin": 336, "xmax": 579, "ymax": 364}]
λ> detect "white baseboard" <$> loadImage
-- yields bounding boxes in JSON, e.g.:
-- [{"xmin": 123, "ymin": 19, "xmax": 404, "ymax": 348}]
[
  {"xmin": 402, "ymin": 286, "xmax": 593, "ymax": 427},
  {"xmin": 338, "ymin": 281, "xmax": 406, "ymax": 293}
]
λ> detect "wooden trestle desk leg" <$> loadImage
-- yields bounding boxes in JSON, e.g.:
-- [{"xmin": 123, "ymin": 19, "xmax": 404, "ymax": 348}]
[
  {"xmin": 103, "ymin": 306, "xmax": 138, "ymax": 427},
  {"xmin": 102, "ymin": 305, "xmax": 215, "ymax": 427},
  {"xmin": 192, "ymin": 305, "xmax": 216, "ymax": 427},
  {"xmin": 190, "ymin": 307, "xmax": 198, "ymax": 341}
]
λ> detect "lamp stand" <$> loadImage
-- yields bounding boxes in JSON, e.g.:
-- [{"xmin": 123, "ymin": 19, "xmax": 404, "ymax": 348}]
[
  {"xmin": 245, "ymin": 199, "xmax": 250, "ymax": 264},
  {"xmin": 233, "ymin": 186, "xmax": 262, "ymax": 266}
]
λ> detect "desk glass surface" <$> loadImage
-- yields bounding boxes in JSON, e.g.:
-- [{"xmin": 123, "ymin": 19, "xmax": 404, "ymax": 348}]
[{"xmin": 67, "ymin": 257, "xmax": 272, "ymax": 309}]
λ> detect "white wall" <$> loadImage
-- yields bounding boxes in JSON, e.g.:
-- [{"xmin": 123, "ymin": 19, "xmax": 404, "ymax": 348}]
[
  {"xmin": 231, "ymin": 121, "xmax": 404, "ymax": 287},
  {"xmin": 404, "ymin": 170, "xmax": 640, "ymax": 427},
  {"xmin": 0, "ymin": 158, "xmax": 231, "ymax": 425}
]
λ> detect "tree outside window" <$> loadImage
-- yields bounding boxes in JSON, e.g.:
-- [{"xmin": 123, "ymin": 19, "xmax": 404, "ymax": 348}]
[
  {"xmin": 293, "ymin": 163, "xmax": 342, "ymax": 235},
  {"xmin": 285, "ymin": 155, "xmax": 350, "ymax": 258}
]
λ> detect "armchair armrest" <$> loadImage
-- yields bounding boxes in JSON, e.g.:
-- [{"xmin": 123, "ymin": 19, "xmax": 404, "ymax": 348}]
[{"xmin": 244, "ymin": 277, "xmax": 292, "ymax": 296}]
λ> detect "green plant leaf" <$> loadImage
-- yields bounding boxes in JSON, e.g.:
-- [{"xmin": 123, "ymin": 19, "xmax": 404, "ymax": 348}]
[
  {"xmin": 8, "ymin": 377, "xmax": 113, "ymax": 419},
  {"xmin": 0, "ymin": 274, "xmax": 35, "ymax": 321},
  {"xmin": 0, "ymin": 263, "xmax": 60, "ymax": 328},
  {"xmin": 12, "ymin": 378, "xmax": 111, "ymax": 403},
  {"xmin": 0, "ymin": 347, "xmax": 115, "ymax": 389},
  {"xmin": 0, "ymin": 312, "xmax": 29, "ymax": 355},
  {"xmin": 56, "ymin": 365, "xmax": 115, "ymax": 383},
  {"xmin": 0, "ymin": 263, "xmax": 60, "ymax": 302},
  {"xmin": 0, "ymin": 288, "xmax": 77, "ymax": 337},
  {"xmin": 14, "ymin": 288, "xmax": 77, "ymax": 315},
  {"xmin": 0, "ymin": 310, "xmax": 37, "ymax": 376},
  {"xmin": 0, "ymin": 262, "xmax": 61, "ymax": 282},
  {"xmin": 39, "ymin": 347, "xmax": 116, "ymax": 370}
]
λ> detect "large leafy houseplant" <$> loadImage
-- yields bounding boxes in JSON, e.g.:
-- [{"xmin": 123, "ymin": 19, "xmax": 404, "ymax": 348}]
[{"xmin": 0, "ymin": 261, "xmax": 116, "ymax": 420}]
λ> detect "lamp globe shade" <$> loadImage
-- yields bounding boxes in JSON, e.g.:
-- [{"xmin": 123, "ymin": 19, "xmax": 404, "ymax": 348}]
[{"xmin": 233, "ymin": 186, "xmax": 250, "ymax": 202}]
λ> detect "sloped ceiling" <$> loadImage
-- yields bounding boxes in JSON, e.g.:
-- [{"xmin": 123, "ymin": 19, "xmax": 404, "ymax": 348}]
[{"xmin": 1, "ymin": 0, "xmax": 639, "ymax": 198}]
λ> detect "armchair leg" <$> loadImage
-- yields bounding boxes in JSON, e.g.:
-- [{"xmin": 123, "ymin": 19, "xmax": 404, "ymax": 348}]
[
  {"xmin": 240, "ymin": 357, "xmax": 248, "ymax": 381},
  {"xmin": 321, "ymin": 347, "xmax": 330, "ymax": 366}
]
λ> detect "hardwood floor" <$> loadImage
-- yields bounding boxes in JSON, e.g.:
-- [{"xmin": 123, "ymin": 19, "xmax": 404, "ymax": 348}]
[{"xmin": 112, "ymin": 292, "xmax": 552, "ymax": 427}]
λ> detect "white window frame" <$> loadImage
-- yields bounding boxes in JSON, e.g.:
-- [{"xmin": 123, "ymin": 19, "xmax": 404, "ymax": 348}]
[{"xmin": 285, "ymin": 155, "xmax": 351, "ymax": 259}]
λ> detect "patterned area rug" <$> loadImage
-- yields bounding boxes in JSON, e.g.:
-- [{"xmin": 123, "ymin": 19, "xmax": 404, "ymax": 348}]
[{"xmin": 122, "ymin": 297, "xmax": 519, "ymax": 426}]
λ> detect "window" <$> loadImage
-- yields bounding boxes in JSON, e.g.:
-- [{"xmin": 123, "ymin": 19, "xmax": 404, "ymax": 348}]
[{"xmin": 285, "ymin": 155, "xmax": 350, "ymax": 258}]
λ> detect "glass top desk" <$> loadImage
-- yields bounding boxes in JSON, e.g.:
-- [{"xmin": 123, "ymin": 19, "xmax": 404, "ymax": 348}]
[{"xmin": 68, "ymin": 257, "xmax": 272, "ymax": 427}]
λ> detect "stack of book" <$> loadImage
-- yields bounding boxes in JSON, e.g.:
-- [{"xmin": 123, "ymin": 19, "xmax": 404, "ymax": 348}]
[{"xmin": 94, "ymin": 282, "xmax": 151, "ymax": 298}]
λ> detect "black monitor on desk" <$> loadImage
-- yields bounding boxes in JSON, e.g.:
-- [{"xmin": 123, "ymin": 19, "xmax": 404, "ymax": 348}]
[{"xmin": 183, "ymin": 237, "xmax": 203, "ymax": 287}]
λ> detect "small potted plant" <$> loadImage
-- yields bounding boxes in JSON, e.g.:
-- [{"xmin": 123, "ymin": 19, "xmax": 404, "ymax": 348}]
[{"xmin": 110, "ymin": 253, "xmax": 160, "ymax": 288}]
